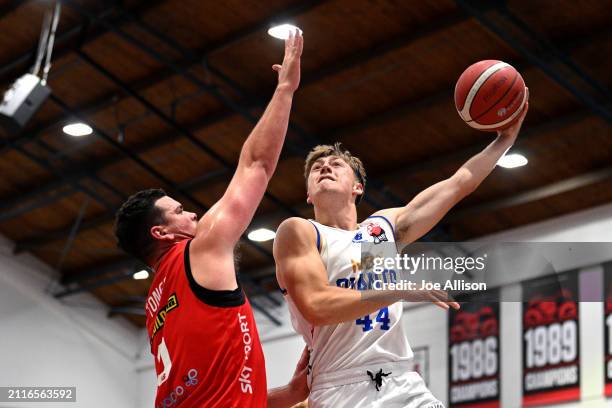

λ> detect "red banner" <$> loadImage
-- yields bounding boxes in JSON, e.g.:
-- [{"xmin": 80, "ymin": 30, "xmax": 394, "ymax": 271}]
[
  {"xmin": 522, "ymin": 272, "xmax": 580, "ymax": 405},
  {"xmin": 448, "ymin": 290, "xmax": 500, "ymax": 408}
]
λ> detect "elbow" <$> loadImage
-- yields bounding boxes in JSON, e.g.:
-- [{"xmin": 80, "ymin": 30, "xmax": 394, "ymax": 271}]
[
  {"xmin": 240, "ymin": 147, "xmax": 275, "ymax": 181},
  {"xmin": 453, "ymin": 169, "xmax": 479, "ymax": 196},
  {"xmin": 301, "ymin": 298, "xmax": 330, "ymax": 326},
  {"xmin": 302, "ymin": 306, "xmax": 324, "ymax": 326},
  {"xmin": 251, "ymin": 157, "xmax": 276, "ymax": 181},
  {"xmin": 260, "ymin": 162, "xmax": 276, "ymax": 180},
  {"xmin": 244, "ymin": 157, "xmax": 275, "ymax": 182}
]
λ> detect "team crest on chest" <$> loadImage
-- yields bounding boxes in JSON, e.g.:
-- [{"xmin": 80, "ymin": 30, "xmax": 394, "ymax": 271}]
[{"xmin": 366, "ymin": 222, "xmax": 388, "ymax": 244}]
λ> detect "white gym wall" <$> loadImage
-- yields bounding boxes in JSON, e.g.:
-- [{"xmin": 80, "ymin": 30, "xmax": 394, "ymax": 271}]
[{"xmin": 0, "ymin": 235, "xmax": 141, "ymax": 408}]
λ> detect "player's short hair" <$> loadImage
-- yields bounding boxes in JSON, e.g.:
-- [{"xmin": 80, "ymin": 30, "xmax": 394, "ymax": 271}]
[
  {"xmin": 114, "ymin": 188, "xmax": 166, "ymax": 263},
  {"xmin": 304, "ymin": 142, "xmax": 367, "ymax": 204}
]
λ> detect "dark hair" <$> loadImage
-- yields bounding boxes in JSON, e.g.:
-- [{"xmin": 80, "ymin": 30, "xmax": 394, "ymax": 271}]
[{"xmin": 114, "ymin": 188, "xmax": 167, "ymax": 263}]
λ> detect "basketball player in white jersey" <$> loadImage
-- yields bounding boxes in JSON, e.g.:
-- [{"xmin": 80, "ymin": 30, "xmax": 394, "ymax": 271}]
[{"xmin": 273, "ymin": 95, "xmax": 528, "ymax": 407}]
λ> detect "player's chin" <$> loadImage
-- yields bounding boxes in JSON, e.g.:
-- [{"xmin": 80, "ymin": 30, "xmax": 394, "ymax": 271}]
[{"xmin": 183, "ymin": 228, "xmax": 196, "ymax": 239}]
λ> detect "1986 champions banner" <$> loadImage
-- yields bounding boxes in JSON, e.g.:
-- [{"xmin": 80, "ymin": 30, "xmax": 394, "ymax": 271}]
[
  {"xmin": 522, "ymin": 272, "xmax": 580, "ymax": 406},
  {"xmin": 605, "ymin": 263, "xmax": 612, "ymax": 397},
  {"xmin": 448, "ymin": 290, "xmax": 500, "ymax": 408}
]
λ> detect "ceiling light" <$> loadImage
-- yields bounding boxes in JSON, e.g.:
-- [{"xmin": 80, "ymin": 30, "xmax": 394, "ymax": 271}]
[
  {"xmin": 267, "ymin": 24, "xmax": 303, "ymax": 40},
  {"xmin": 63, "ymin": 122, "xmax": 92, "ymax": 137},
  {"xmin": 133, "ymin": 269, "xmax": 149, "ymax": 280},
  {"xmin": 497, "ymin": 153, "xmax": 528, "ymax": 169},
  {"xmin": 248, "ymin": 228, "xmax": 276, "ymax": 242}
]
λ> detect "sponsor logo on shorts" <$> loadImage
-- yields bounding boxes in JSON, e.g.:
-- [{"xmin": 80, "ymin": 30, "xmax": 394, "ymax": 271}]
[{"xmin": 238, "ymin": 312, "xmax": 254, "ymax": 394}]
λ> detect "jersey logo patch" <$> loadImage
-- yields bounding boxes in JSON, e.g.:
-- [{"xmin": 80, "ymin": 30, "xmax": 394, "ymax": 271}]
[
  {"xmin": 151, "ymin": 293, "xmax": 179, "ymax": 344},
  {"xmin": 367, "ymin": 222, "xmax": 388, "ymax": 244},
  {"xmin": 352, "ymin": 232, "xmax": 363, "ymax": 242}
]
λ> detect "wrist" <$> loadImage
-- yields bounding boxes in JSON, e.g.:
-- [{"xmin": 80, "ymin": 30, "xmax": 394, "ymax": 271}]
[
  {"xmin": 275, "ymin": 84, "xmax": 296, "ymax": 95},
  {"xmin": 287, "ymin": 378, "xmax": 299, "ymax": 395},
  {"xmin": 495, "ymin": 132, "xmax": 517, "ymax": 148},
  {"xmin": 287, "ymin": 378, "xmax": 307, "ymax": 404}
]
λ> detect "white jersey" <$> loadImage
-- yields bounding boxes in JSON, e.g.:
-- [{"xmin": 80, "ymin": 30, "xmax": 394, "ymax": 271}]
[{"xmin": 285, "ymin": 216, "xmax": 413, "ymax": 385}]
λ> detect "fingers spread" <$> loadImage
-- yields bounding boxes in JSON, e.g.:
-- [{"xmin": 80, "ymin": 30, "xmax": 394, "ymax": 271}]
[{"xmin": 296, "ymin": 30, "xmax": 304, "ymax": 55}]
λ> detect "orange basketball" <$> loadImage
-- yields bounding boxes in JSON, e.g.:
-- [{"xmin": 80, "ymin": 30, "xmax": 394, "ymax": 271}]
[{"xmin": 454, "ymin": 60, "xmax": 527, "ymax": 132}]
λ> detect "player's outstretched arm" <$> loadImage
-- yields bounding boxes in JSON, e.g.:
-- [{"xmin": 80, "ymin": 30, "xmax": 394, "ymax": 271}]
[
  {"xmin": 267, "ymin": 346, "xmax": 310, "ymax": 407},
  {"xmin": 378, "ymin": 93, "xmax": 529, "ymax": 244},
  {"xmin": 189, "ymin": 31, "xmax": 303, "ymax": 290},
  {"xmin": 275, "ymin": 218, "xmax": 401, "ymax": 325}
]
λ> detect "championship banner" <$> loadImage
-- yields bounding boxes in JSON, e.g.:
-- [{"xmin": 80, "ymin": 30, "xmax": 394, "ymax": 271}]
[
  {"xmin": 522, "ymin": 272, "xmax": 580, "ymax": 406},
  {"xmin": 448, "ymin": 290, "xmax": 500, "ymax": 408},
  {"xmin": 605, "ymin": 263, "xmax": 612, "ymax": 397}
]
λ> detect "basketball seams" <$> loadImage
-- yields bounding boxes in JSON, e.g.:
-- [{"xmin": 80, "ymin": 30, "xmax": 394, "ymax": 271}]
[
  {"xmin": 458, "ymin": 62, "xmax": 509, "ymax": 122},
  {"xmin": 469, "ymin": 88, "xmax": 527, "ymax": 130},
  {"xmin": 468, "ymin": 68, "xmax": 518, "ymax": 123}
]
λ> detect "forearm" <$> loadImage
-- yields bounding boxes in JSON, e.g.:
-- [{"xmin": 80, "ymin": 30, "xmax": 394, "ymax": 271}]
[
  {"xmin": 455, "ymin": 133, "xmax": 515, "ymax": 190},
  {"xmin": 306, "ymin": 287, "xmax": 400, "ymax": 326},
  {"xmin": 240, "ymin": 86, "xmax": 295, "ymax": 178},
  {"xmin": 267, "ymin": 384, "xmax": 303, "ymax": 408}
]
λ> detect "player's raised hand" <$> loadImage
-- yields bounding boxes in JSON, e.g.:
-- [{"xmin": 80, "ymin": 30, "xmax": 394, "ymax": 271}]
[
  {"xmin": 497, "ymin": 87, "xmax": 529, "ymax": 143},
  {"xmin": 400, "ymin": 289, "xmax": 460, "ymax": 310},
  {"xmin": 272, "ymin": 29, "xmax": 303, "ymax": 92}
]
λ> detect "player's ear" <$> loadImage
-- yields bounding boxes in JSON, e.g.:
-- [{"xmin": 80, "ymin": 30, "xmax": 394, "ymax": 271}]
[
  {"xmin": 306, "ymin": 192, "xmax": 312, "ymax": 205},
  {"xmin": 353, "ymin": 182, "xmax": 364, "ymax": 197},
  {"xmin": 151, "ymin": 225, "xmax": 174, "ymax": 242}
]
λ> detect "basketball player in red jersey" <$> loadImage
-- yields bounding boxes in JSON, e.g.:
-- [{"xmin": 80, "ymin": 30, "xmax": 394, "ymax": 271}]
[{"xmin": 114, "ymin": 32, "xmax": 308, "ymax": 407}]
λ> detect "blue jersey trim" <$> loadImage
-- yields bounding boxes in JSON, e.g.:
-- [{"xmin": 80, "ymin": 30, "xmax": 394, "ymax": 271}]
[
  {"xmin": 366, "ymin": 215, "xmax": 396, "ymax": 241},
  {"xmin": 307, "ymin": 220, "xmax": 322, "ymax": 252}
]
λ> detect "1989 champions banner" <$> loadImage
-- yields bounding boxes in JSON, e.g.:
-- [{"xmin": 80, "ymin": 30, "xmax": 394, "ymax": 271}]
[
  {"xmin": 522, "ymin": 272, "xmax": 580, "ymax": 406},
  {"xmin": 448, "ymin": 290, "xmax": 500, "ymax": 408},
  {"xmin": 605, "ymin": 263, "xmax": 612, "ymax": 396}
]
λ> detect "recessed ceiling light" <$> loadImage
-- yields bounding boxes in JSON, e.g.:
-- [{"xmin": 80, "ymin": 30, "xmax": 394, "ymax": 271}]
[
  {"xmin": 63, "ymin": 122, "xmax": 92, "ymax": 137},
  {"xmin": 497, "ymin": 153, "xmax": 528, "ymax": 168},
  {"xmin": 133, "ymin": 269, "xmax": 149, "ymax": 280},
  {"xmin": 248, "ymin": 228, "xmax": 276, "ymax": 242},
  {"xmin": 267, "ymin": 24, "xmax": 303, "ymax": 40}
]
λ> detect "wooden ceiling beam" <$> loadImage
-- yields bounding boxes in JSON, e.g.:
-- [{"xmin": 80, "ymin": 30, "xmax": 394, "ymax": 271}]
[
  {"xmin": 5, "ymin": 13, "xmax": 604, "ymax": 255},
  {"xmin": 376, "ymin": 109, "xmax": 591, "ymax": 196},
  {"xmin": 446, "ymin": 165, "xmax": 612, "ymax": 222},
  {"xmin": 0, "ymin": 0, "xmax": 165, "ymax": 83},
  {"xmin": 1, "ymin": 0, "xmax": 327, "ymax": 154},
  {"xmin": 0, "ymin": 9, "xmax": 596, "ymax": 214},
  {"xmin": 456, "ymin": 0, "xmax": 611, "ymax": 122},
  {"xmin": 0, "ymin": 0, "xmax": 24, "ymax": 21},
  {"xmin": 6, "ymin": 16, "xmax": 600, "ymax": 215},
  {"xmin": 6, "ymin": 7, "xmax": 468, "ymax": 178}
]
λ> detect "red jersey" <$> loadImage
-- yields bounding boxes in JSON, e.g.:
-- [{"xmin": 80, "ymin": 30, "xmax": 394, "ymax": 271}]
[{"xmin": 145, "ymin": 239, "xmax": 267, "ymax": 407}]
